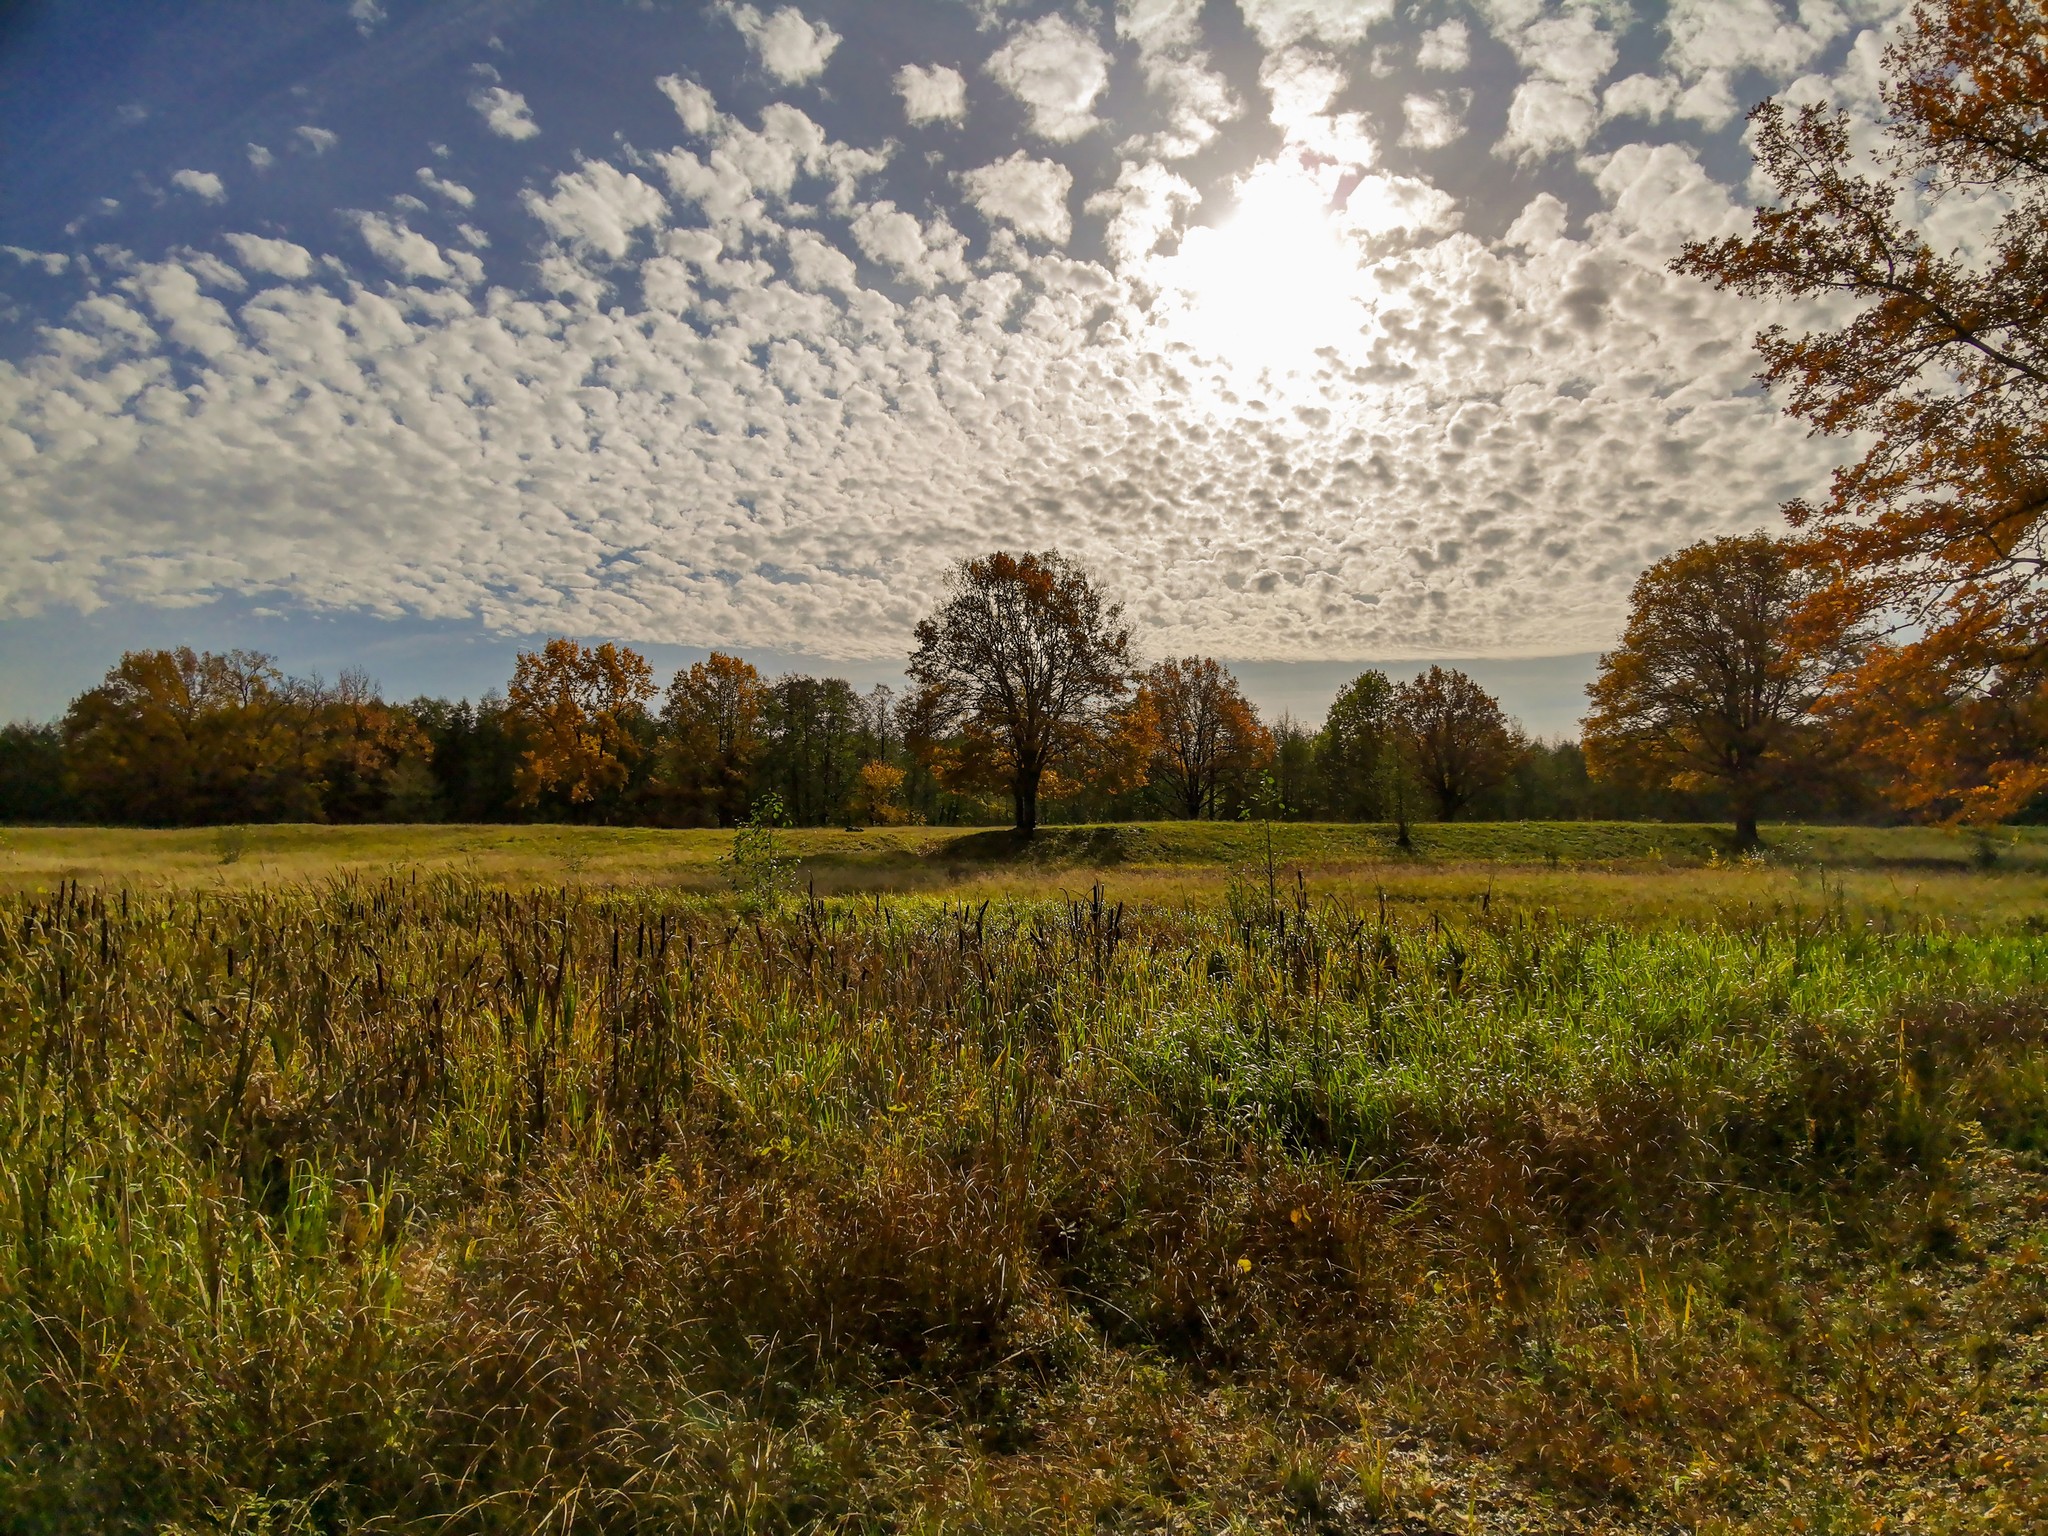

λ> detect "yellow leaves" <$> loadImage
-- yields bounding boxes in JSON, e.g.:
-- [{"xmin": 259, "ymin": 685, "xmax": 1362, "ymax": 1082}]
[{"xmin": 506, "ymin": 638, "xmax": 656, "ymax": 811}]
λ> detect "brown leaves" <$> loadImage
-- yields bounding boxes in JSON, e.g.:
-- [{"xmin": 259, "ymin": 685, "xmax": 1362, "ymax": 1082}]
[
  {"xmin": 505, "ymin": 638, "xmax": 656, "ymax": 813},
  {"xmin": 1673, "ymin": 0, "xmax": 2048, "ymax": 822}
]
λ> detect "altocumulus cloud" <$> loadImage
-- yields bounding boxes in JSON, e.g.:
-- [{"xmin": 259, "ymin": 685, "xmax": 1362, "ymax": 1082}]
[{"xmin": 0, "ymin": 0, "xmax": 1931, "ymax": 663}]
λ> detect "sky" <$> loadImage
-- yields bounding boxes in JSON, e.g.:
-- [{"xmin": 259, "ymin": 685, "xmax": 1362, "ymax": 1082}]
[{"xmin": 0, "ymin": 0, "xmax": 1913, "ymax": 734}]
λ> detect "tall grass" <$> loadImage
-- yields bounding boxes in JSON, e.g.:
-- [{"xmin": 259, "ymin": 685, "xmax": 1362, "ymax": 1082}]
[{"xmin": 3, "ymin": 875, "xmax": 2045, "ymax": 1531}]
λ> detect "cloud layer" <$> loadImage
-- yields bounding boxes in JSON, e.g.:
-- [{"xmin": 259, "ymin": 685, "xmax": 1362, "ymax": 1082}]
[{"xmin": 0, "ymin": 0, "xmax": 1919, "ymax": 664}]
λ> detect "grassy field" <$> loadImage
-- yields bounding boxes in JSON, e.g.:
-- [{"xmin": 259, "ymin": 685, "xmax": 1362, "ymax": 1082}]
[
  {"xmin": 5, "ymin": 817, "xmax": 2047, "ymax": 891},
  {"xmin": 3, "ymin": 830, "xmax": 2046, "ymax": 1531}
]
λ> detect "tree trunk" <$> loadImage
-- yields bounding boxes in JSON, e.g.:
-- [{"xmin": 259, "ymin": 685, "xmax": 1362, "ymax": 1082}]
[
  {"xmin": 1733, "ymin": 805, "xmax": 1760, "ymax": 851},
  {"xmin": 1013, "ymin": 770, "xmax": 1039, "ymax": 837}
]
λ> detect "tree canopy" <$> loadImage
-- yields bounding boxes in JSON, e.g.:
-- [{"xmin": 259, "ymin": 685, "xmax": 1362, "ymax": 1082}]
[
  {"xmin": 1674, "ymin": 0, "xmax": 2048, "ymax": 820},
  {"xmin": 1395, "ymin": 666, "xmax": 1525, "ymax": 822},
  {"xmin": 1584, "ymin": 535, "xmax": 1829, "ymax": 848},
  {"xmin": 907, "ymin": 551, "xmax": 1134, "ymax": 835}
]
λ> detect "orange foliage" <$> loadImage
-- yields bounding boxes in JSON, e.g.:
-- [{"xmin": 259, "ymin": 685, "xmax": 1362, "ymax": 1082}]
[
  {"xmin": 1134, "ymin": 657, "xmax": 1273, "ymax": 818},
  {"xmin": 1674, "ymin": 0, "xmax": 2048, "ymax": 819},
  {"xmin": 506, "ymin": 639, "xmax": 656, "ymax": 811}
]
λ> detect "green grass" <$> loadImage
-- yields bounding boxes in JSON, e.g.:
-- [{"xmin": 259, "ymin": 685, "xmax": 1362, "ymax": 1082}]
[
  {"xmin": 3, "ymin": 867, "xmax": 2046, "ymax": 1532},
  {"xmin": 4, "ymin": 818, "xmax": 2045, "ymax": 895}
]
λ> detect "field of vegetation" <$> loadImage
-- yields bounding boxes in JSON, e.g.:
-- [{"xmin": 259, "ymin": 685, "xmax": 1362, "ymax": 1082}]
[{"xmin": 4, "ymin": 826, "xmax": 2047, "ymax": 1532}]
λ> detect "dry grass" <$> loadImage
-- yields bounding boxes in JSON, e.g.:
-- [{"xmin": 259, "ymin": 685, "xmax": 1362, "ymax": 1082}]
[{"xmin": 2, "ymin": 861, "xmax": 2045, "ymax": 1532}]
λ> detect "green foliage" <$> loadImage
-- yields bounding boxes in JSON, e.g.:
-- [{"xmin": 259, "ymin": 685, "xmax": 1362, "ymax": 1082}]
[{"xmin": 721, "ymin": 790, "xmax": 794, "ymax": 901}]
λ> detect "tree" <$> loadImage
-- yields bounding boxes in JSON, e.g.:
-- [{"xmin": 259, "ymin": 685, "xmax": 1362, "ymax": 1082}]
[
  {"xmin": 851, "ymin": 760, "xmax": 910, "ymax": 825},
  {"xmin": 62, "ymin": 648, "xmax": 315, "ymax": 824},
  {"xmin": 1135, "ymin": 657, "xmax": 1273, "ymax": 818},
  {"xmin": 1394, "ymin": 667, "xmax": 1525, "ymax": 822},
  {"xmin": 1583, "ymin": 536, "xmax": 1828, "ymax": 848},
  {"xmin": 762, "ymin": 674, "xmax": 867, "ymax": 825},
  {"xmin": 0, "ymin": 723, "xmax": 73, "ymax": 823},
  {"xmin": 1269, "ymin": 714, "xmax": 1319, "ymax": 820},
  {"xmin": 310, "ymin": 669, "xmax": 428, "ymax": 823},
  {"xmin": 907, "ymin": 551, "xmax": 1134, "ymax": 835},
  {"xmin": 1673, "ymin": 0, "xmax": 2048, "ymax": 820},
  {"xmin": 1318, "ymin": 670, "xmax": 1397, "ymax": 819},
  {"xmin": 505, "ymin": 639, "xmax": 656, "ymax": 816},
  {"xmin": 659, "ymin": 652, "xmax": 766, "ymax": 826}
]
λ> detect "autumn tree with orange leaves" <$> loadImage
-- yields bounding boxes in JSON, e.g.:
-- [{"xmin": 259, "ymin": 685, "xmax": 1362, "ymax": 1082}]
[
  {"xmin": 1394, "ymin": 667, "xmax": 1525, "ymax": 822},
  {"xmin": 505, "ymin": 639, "xmax": 656, "ymax": 815},
  {"xmin": 1675, "ymin": 0, "xmax": 2048, "ymax": 820},
  {"xmin": 1584, "ymin": 536, "xmax": 1831, "ymax": 849},
  {"xmin": 907, "ymin": 551, "xmax": 1134, "ymax": 835},
  {"xmin": 1135, "ymin": 657, "xmax": 1273, "ymax": 819}
]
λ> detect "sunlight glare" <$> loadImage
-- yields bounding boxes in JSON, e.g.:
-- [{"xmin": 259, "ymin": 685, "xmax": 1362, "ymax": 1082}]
[{"xmin": 1156, "ymin": 162, "xmax": 1370, "ymax": 382}]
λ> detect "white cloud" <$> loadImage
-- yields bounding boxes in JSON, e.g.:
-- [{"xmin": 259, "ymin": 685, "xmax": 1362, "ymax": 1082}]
[
  {"xmin": 1086, "ymin": 159, "xmax": 1200, "ymax": 265},
  {"xmin": 353, "ymin": 213, "xmax": 454, "ymax": 279},
  {"xmin": 170, "ymin": 169, "xmax": 225, "ymax": 203},
  {"xmin": 1585, "ymin": 141, "xmax": 1746, "ymax": 247},
  {"xmin": 986, "ymin": 15, "xmax": 1112, "ymax": 143},
  {"xmin": 1118, "ymin": 0, "xmax": 1204, "ymax": 53},
  {"xmin": 1498, "ymin": 78, "xmax": 1599, "ymax": 161},
  {"xmin": 522, "ymin": 160, "xmax": 667, "ymax": 259},
  {"xmin": 1401, "ymin": 92, "xmax": 1468, "ymax": 150},
  {"xmin": 1119, "ymin": 4, "xmax": 1241, "ymax": 161},
  {"xmin": 1602, "ymin": 73, "xmax": 1678, "ymax": 122},
  {"xmin": 1129, "ymin": 53, "xmax": 1240, "ymax": 158},
  {"xmin": 718, "ymin": 3, "xmax": 841, "ymax": 85},
  {"xmin": 246, "ymin": 143, "xmax": 274, "ymax": 169},
  {"xmin": 222, "ymin": 233, "xmax": 314, "ymax": 278},
  {"xmin": 1415, "ymin": 19, "xmax": 1470, "ymax": 72},
  {"xmin": 896, "ymin": 63, "xmax": 968, "ymax": 125},
  {"xmin": 417, "ymin": 167, "xmax": 477, "ymax": 208},
  {"xmin": 961, "ymin": 152, "xmax": 1074, "ymax": 244},
  {"xmin": 652, "ymin": 84, "xmax": 891, "ymax": 232},
  {"xmin": 1260, "ymin": 48, "xmax": 1345, "ymax": 134},
  {"xmin": 1502, "ymin": 192, "xmax": 1570, "ymax": 251},
  {"xmin": 469, "ymin": 85, "xmax": 539, "ymax": 140},
  {"xmin": 849, "ymin": 202, "xmax": 971, "ymax": 288},
  {"xmin": 657, "ymin": 75, "xmax": 720, "ymax": 134},
  {"xmin": 1665, "ymin": 0, "xmax": 1847, "ymax": 82},
  {"xmin": 349, "ymin": 0, "xmax": 386, "ymax": 34},
  {"xmin": 1480, "ymin": 2, "xmax": 1625, "ymax": 160},
  {"xmin": 1236, "ymin": 0, "xmax": 1393, "ymax": 49},
  {"xmin": 295, "ymin": 125, "xmax": 339, "ymax": 154},
  {"xmin": 1675, "ymin": 70, "xmax": 1740, "ymax": 129},
  {"xmin": 3, "ymin": 246, "xmax": 69, "ymax": 276}
]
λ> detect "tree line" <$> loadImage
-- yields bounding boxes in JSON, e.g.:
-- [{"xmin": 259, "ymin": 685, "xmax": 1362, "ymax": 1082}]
[{"xmin": 0, "ymin": 618, "xmax": 1760, "ymax": 831}]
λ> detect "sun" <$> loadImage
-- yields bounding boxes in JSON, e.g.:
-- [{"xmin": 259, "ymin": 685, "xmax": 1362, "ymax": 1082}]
[{"xmin": 1153, "ymin": 161, "xmax": 1371, "ymax": 383}]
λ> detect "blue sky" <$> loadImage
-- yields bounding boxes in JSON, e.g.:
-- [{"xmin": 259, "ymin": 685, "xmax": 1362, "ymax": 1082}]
[{"xmin": 0, "ymin": 0, "xmax": 1910, "ymax": 731}]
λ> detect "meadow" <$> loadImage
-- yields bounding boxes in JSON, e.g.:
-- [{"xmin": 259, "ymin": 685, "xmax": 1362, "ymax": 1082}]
[{"xmin": 3, "ymin": 825, "xmax": 2046, "ymax": 1532}]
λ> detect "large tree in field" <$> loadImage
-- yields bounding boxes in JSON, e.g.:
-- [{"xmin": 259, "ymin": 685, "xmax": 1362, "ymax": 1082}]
[
  {"xmin": 907, "ymin": 551, "xmax": 1134, "ymax": 835},
  {"xmin": 1136, "ymin": 656, "xmax": 1273, "ymax": 818},
  {"xmin": 1394, "ymin": 667, "xmax": 1524, "ymax": 821},
  {"xmin": 1584, "ymin": 535, "xmax": 1828, "ymax": 849},
  {"xmin": 1674, "ymin": 0, "xmax": 2048, "ymax": 820},
  {"xmin": 505, "ymin": 639, "xmax": 656, "ymax": 815}
]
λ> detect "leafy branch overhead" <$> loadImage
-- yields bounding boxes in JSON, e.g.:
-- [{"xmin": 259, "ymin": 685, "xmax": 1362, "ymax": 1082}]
[{"xmin": 1674, "ymin": 0, "xmax": 2048, "ymax": 820}]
